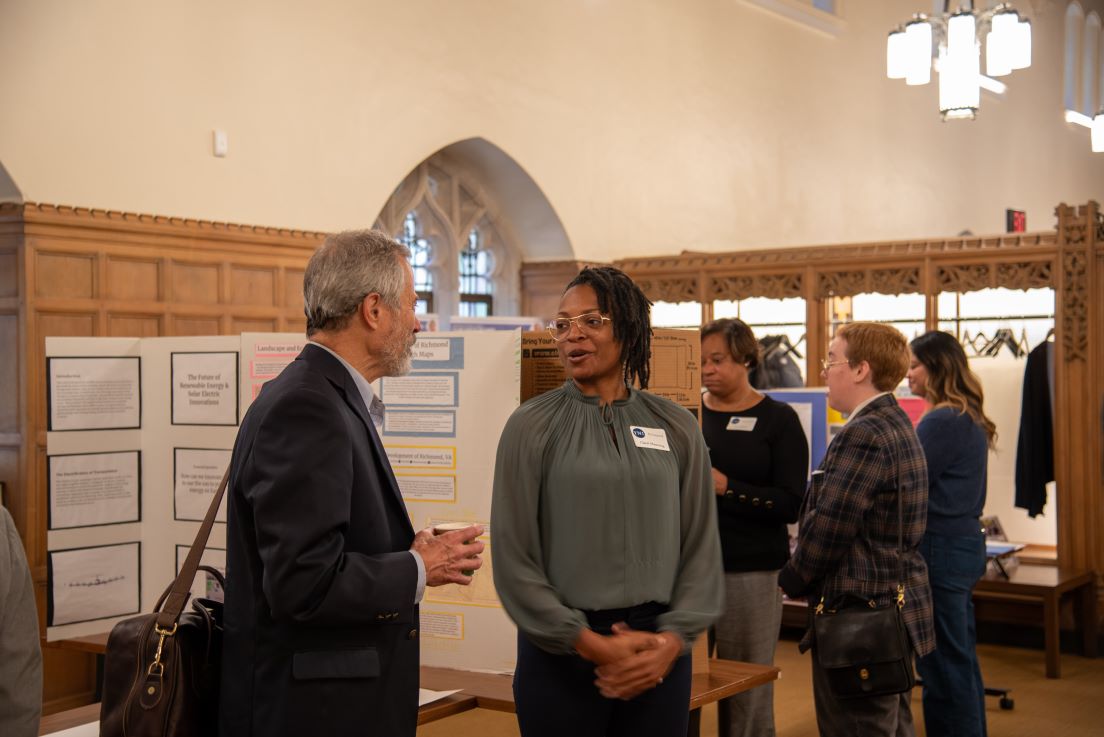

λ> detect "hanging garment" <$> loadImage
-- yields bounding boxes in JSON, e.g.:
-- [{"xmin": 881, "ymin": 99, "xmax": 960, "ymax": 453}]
[
  {"xmin": 750, "ymin": 336, "xmax": 804, "ymax": 390},
  {"xmin": 1014, "ymin": 340, "xmax": 1053, "ymax": 518}
]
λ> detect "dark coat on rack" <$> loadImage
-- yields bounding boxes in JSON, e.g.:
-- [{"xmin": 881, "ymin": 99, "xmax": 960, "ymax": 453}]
[{"xmin": 1015, "ymin": 340, "xmax": 1054, "ymax": 517}]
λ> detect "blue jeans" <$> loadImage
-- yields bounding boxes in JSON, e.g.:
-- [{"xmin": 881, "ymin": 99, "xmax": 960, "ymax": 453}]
[{"xmin": 916, "ymin": 531, "xmax": 988, "ymax": 737}]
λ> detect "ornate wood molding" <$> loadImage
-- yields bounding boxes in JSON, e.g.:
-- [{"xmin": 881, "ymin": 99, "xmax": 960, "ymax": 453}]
[
  {"xmin": 1057, "ymin": 203, "xmax": 1093, "ymax": 363},
  {"xmin": 615, "ymin": 231, "xmax": 1057, "ymax": 274},
  {"xmin": 1061, "ymin": 250, "xmax": 1089, "ymax": 361},
  {"xmin": 634, "ymin": 276, "xmax": 699, "ymax": 304},
  {"xmin": 708, "ymin": 273, "xmax": 803, "ymax": 300},
  {"xmin": 5, "ymin": 202, "xmax": 327, "ymax": 252}
]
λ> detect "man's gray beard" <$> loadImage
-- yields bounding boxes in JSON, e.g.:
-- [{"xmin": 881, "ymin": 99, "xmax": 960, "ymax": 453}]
[{"xmin": 381, "ymin": 334, "xmax": 414, "ymax": 377}]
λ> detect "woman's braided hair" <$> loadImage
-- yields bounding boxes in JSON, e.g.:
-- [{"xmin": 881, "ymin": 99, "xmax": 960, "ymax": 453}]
[{"xmin": 564, "ymin": 266, "xmax": 653, "ymax": 389}]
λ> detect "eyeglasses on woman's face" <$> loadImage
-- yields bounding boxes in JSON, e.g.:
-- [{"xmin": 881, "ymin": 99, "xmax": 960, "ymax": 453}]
[
  {"xmin": 820, "ymin": 359, "xmax": 851, "ymax": 374},
  {"xmin": 547, "ymin": 312, "xmax": 611, "ymax": 341}
]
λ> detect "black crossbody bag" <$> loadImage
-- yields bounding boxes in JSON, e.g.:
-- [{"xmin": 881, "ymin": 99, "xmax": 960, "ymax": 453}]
[{"xmin": 812, "ymin": 484, "xmax": 916, "ymax": 699}]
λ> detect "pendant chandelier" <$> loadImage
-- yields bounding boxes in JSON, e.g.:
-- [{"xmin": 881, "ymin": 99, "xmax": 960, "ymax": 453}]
[{"xmin": 887, "ymin": 2, "xmax": 1032, "ymax": 121}]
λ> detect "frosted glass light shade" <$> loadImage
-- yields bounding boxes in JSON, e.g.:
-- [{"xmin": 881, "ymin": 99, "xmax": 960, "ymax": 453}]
[
  {"xmin": 905, "ymin": 20, "xmax": 932, "ymax": 85},
  {"xmin": 1092, "ymin": 111, "xmax": 1104, "ymax": 153},
  {"xmin": 887, "ymin": 29, "xmax": 908, "ymax": 79},
  {"xmin": 1011, "ymin": 17, "xmax": 1032, "ymax": 70},
  {"xmin": 940, "ymin": 15, "xmax": 980, "ymax": 120},
  {"xmin": 986, "ymin": 11, "xmax": 1016, "ymax": 77}
]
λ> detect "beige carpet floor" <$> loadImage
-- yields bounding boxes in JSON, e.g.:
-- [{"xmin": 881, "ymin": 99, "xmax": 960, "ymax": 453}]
[{"xmin": 416, "ymin": 639, "xmax": 1104, "ymax": 736}]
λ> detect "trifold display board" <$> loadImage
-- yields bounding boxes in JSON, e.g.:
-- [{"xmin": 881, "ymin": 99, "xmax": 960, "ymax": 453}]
[{"xmin": 45, "ymin": 331, "xmax": 521, "ymax": 674}]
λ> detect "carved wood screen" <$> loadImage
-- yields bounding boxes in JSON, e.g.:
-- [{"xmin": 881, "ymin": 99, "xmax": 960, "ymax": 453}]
[{"xmin": 614, "ymin": 204, "xmax": 1101, "ymax": 611}]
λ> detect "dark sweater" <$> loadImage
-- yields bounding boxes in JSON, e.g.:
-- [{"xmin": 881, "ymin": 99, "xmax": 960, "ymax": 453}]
[
  {"xmin": 916, "ymin": 406, "xmax": 988, "ymax": 537},
  {"xmin": 702, "ymin": 395, "xmax": 809, "ymax": 572}
]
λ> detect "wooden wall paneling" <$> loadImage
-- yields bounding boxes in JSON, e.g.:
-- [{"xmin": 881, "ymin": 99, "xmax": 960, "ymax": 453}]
[
  {"xmin": 107, "ymin": 313, "xmax": 163, "ymax": 337},
  {"xmin": 105, "ymin": 256, "xmax": 161, "ymax": 302},
  {"xmin": 34, "ymin": 251, "xmax": 96, "ymax": 300},
  {"xmin": 171, "ymin": 315, "xmax": 223, "ymax": 336},
  {"xmin": 284, "ymin": 268, "xmax": 305, "ymax": 310},
  {"xmin": 3, "ymin": 203, "xmax": 325, "ymax": 713},
  {"xmin": 171, "ymin": 261, "xmax": 221, "ymax": 304},
  {"xmin": 0, "ymin": 250, "xmax": 17, "ymax": 298},
  {"xmin": 229, "ymin": 265, "xmax": 277, "ymax": 306},
  {"xmin": 519, "ymin": 261, "xmax": 596, "ymax": 321},
  {"xmin": 232, "ymin": 317, "xmax": 277, "ymax": 334}
]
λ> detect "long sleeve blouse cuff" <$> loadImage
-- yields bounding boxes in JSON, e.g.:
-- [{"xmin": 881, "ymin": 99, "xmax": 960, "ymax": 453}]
[{"xmin": 778, "ymin": 566, "xmax": 807, "ymax": 599}]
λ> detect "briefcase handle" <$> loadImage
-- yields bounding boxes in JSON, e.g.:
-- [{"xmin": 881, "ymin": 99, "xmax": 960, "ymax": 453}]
[{"xmin": 154, "ymin": 467, "xmax": 231, "ymax": 631}]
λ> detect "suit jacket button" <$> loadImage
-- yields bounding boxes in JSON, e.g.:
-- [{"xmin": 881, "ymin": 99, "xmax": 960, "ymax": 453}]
[
  {"xmin": 738, "ymin": 494, "xmax": 747, "ymax": 502},
  {"xmin": 407, "ymin": 628, "xmax": 418, "ymax": 640},
  {"xmin": 752, "ymin": 497, "xmax": 761, "ymax": 506},
  {"xmin": 765, "ymin": 500, "xmax": 774, "ymax": 509}
]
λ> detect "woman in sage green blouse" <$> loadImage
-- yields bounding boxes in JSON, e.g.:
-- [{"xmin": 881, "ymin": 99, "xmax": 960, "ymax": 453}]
[{"xmin": 491, "ymin": 266, "xmax": 723, "ymax": 737}]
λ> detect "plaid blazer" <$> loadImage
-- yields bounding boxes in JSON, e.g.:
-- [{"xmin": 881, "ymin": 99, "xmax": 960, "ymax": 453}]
[{"xmin": 779, "ymin": 393, "xmax": 935, "ymax": 657}]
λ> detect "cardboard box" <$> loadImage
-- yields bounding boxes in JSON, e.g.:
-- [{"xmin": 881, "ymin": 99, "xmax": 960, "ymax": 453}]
[{"xmin": 521, "ymin": 328, "xmax": 701, "ymax": 417}]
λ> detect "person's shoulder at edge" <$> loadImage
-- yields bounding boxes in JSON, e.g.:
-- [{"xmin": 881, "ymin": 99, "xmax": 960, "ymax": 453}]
[{"xmin": 916, "ymin": 404, "xmax": 966, "ymax": 428}]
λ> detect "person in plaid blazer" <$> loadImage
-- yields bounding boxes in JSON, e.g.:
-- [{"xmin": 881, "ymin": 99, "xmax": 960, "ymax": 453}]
[{"xmin": 779, "ymin": 322, "xmax": 934, "ymax": 737}]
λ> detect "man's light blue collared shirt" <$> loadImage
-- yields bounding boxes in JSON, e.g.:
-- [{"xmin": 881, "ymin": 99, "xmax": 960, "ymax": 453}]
[{"xmin": 308, "ymin": 341, "xmax": 426, "ymax": 604}]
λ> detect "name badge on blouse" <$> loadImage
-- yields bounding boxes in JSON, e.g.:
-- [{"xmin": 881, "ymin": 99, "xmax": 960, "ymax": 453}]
[
  {"xmin": 629, "ymin": 426, "xmax": 670, "ymax": 451},
  {"xmin": 726, "ymin": 416, "xmax": 758, "ymax": 431}
]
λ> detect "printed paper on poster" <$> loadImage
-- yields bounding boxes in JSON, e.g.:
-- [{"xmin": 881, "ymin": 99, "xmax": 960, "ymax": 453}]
[
  {"xmin": 174, "ymin": 448, "xmax": 231, "ymax": 522},
  {"xmin": 49, "ymin": 542, "xmax": 141, "ymax": 626},
  {"xmin": 48, "ymin": 357, "xmax": 141, "ymax": 431},
  {"xmin": 171, "ymin": 352, "xmax": 239, "ymax": 425},
  {"xmin": 48, "ymin": 451, "xmax": 140, "ymax": 529}
]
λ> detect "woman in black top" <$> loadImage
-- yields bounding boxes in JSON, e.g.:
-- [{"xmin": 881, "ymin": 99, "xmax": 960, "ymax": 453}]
[{"xmin": 701, "ymin": 318, "xmax": 808, "ymax": 737}]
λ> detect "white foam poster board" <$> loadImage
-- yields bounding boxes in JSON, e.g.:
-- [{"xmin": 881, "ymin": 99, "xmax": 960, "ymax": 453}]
[{"xmin": 46, "ymin": 331, "xmax": 522, "ymax": 675}]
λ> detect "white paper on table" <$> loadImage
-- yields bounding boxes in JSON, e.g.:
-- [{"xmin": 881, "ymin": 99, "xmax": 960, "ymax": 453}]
[
  {"xmin": 40, "ymin": 720, "xmax": 99, "ymax": 737},
  {"xmin": 419, "ymin": 688, "xmax": 462, "ymax": 707}
]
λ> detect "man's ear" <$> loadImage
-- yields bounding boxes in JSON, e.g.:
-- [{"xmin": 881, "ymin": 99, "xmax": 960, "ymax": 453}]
[
  {"xmin": 360, "ymin": 293, "xmax": 384, "ymax": 330},
  {"xmin": 852, "ymin": 360, "xmax": 872, "ymax": 386}
]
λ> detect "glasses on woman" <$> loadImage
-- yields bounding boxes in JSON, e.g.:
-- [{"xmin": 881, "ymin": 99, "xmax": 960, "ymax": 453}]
[
  {"xmin": 547, "ymin": 312, "xmax": 611, "ymax": 341},
  {"xmin": 820, "ymin": 359, "xmax": 850, "ymax": 373}
]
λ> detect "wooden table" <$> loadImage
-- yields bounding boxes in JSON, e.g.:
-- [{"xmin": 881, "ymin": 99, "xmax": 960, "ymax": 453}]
[
  {"xmin": 974, "ymin": 565, "xmax": 1098, "ymax": 678},
  {"xmin": 41, "ymin": 635, "xmax": 778, "ymax": 735}
]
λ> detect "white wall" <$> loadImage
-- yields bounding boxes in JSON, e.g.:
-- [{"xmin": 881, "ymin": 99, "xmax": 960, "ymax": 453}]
[{"xmin": 0, "ymin": 0, "xmax": 1100, "ymax": 262}]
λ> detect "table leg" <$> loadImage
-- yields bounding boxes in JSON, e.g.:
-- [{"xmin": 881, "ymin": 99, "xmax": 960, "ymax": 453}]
[
  {"xmin": 1044, "ymin": 591, "xmax": 1061, "ymax": 678},
  {"xmin": 1081, "ymin": 582, "xmax": 1098, "ymax": 658},
  {"xmin": 687, "ymin": 706, "xmax": 701, "ymax": 737}
]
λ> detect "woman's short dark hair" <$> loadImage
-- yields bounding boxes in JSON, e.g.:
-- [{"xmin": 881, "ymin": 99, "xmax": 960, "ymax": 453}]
[
  {"xmin": 564, "ymin": 266, "xmax": 653, "ymax": 389},
  {"xmin": 700, "ymin": 318, "xmax": 760, "ymax": 370}
]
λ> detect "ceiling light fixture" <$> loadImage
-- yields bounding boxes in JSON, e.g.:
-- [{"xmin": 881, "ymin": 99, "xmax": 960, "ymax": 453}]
[{"xmin": 887, "ymin": 2, "xmax": 1031, "ymax": 121}]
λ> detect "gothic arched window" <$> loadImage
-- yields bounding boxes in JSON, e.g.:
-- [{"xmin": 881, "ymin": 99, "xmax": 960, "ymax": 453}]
[{"xmin": 375, "ymin": 158, "xmax": 520, "ymax": 320}]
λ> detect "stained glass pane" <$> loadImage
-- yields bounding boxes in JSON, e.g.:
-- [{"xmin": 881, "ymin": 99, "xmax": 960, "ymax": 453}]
[
  {"xmin": 459, "ymin": 227, "xmax": 494, "ymax": 296},
  {"xmin": 398, "ymin": 212, "xmax": 433, "ymax": 294}
]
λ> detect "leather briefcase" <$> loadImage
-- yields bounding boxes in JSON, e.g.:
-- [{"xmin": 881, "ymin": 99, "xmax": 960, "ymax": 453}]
[{"xmin": 99, "ymin": 469, "xmax": 229, "ymax": 737}]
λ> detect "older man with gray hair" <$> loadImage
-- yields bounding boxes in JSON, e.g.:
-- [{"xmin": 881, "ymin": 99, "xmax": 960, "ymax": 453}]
[{"xmin": 218, "ymin": 229, "xmax": 484, "ymax": 737}]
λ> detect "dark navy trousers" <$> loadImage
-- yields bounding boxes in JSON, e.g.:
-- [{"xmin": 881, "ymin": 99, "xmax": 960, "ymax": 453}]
[{"xmin": 512, "ymin": 603, "xmax": 692, "ymax": 737}]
